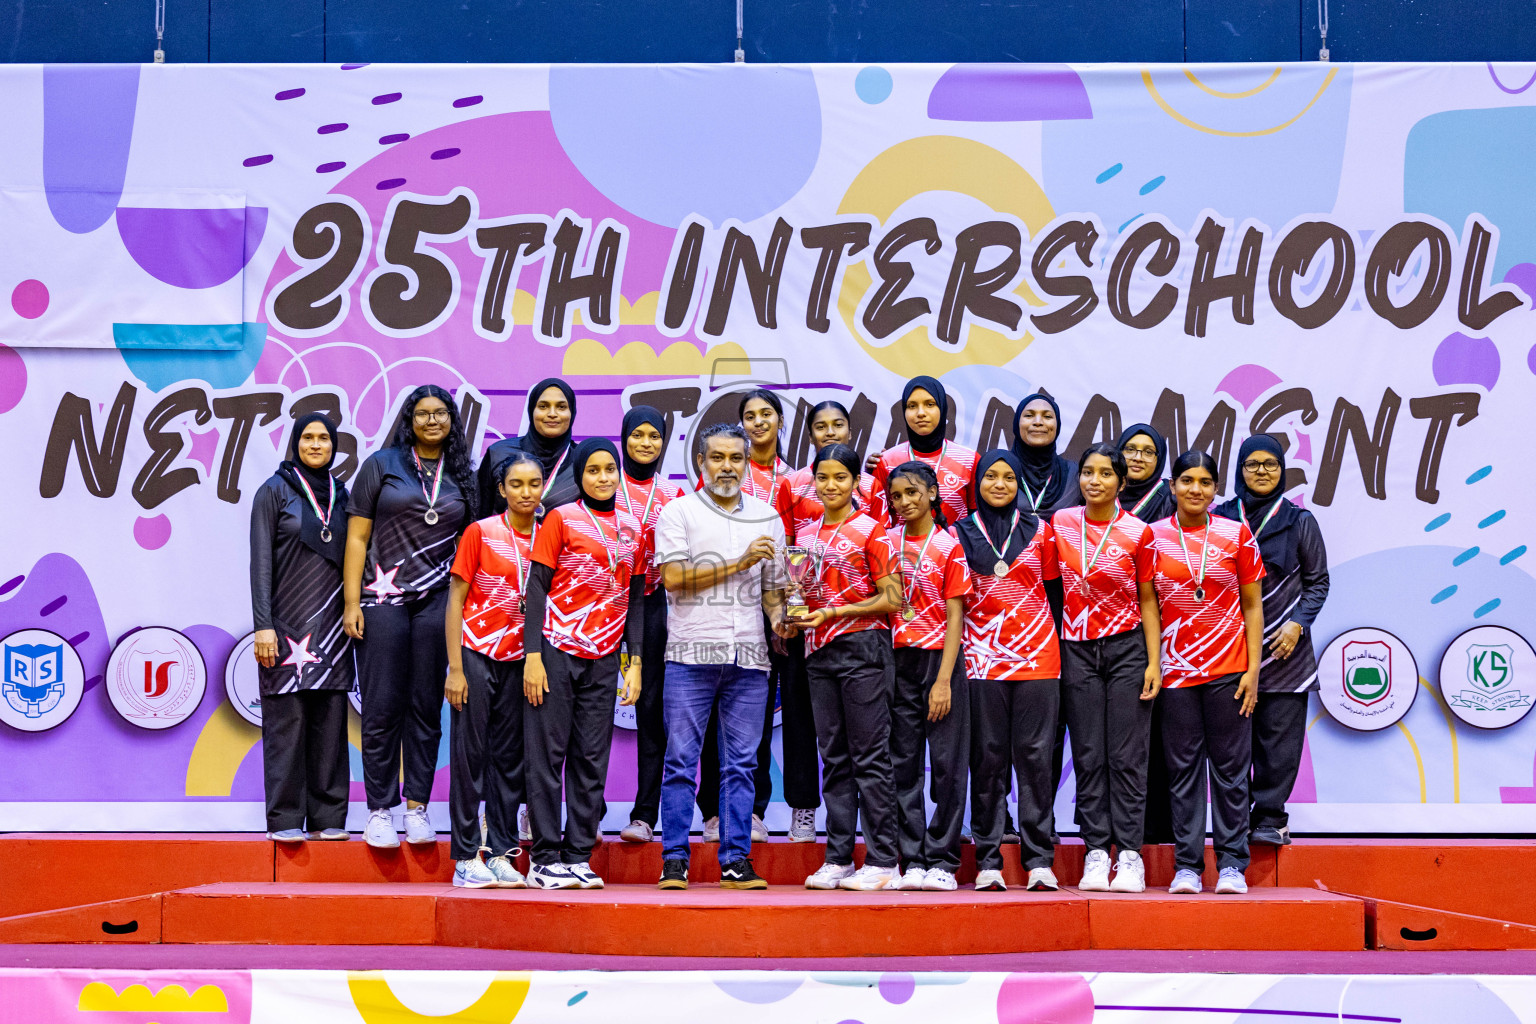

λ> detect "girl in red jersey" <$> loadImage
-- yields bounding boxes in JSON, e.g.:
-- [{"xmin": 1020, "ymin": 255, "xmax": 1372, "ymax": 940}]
[
  {"xmin": 1149, "ymin": 450, "xmax": 1265, "ymax": 896},
  {"xmin": 1050, "ymin": 443, "xmax": 1163, "ymax": 894},
  {"xmin": 737, "ymin": 388, "xmax": 795, "ymax": 524},
  {"xmin": 616, "ymin": 407, "xmax": 685, "ymax": 845},
  {"xmin": 788, "ymin": 400, "xmax": 876, "ymax": 519},
  {"xmin": 885, "ymin": 461, "xmax": 972, "ymax": 891},
  {"xmin": 791, "ymin": 443, "xmax": 903, "ymax": 891},
  {"xmin": 444, "ymin": 450, "xmax": 545, "ymax": 889},
  {"xmin": 522, "ymin": 438, "xmax": 645, "ymax": 890},
  {"xmin": 869, "ymin": 376, "xmax": 979, "ymax": 530},
  {"xmin": 956, "ymin": 449, "xmax": 1063, "ymax": 893}
]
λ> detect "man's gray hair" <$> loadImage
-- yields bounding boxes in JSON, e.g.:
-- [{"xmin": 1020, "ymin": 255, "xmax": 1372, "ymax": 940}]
[{"xmin": 696, "ymin": 421, "xmax": 748, "ymax": 459}]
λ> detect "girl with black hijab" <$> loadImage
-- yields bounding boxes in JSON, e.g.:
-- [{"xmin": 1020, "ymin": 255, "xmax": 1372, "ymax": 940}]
[
  {"xmin": 249, "ymin": 413, "xmax": 354, "ymax": 842},
  {"xmin": 479, "ymin": 378, "xmax": 578, "ymax": 515},
  {"xmin": 1214, "ymin": 434, "xmax": 1330, "ymax": 847},
  {"xmin": 958, "ymin": 450, "xmax": 1063, "ymax": 893},
  {"xmin": 344, "ymin": 385, "xmax": 477, "ymax": 849},
  {"xmin": 869, "ymin": 376, "xmax": 979, "ymax": 530},
  {"xmin": 1118, "ymin": 423, "xmax": 1174, "ymax": 523},
  {"xmin": 614, "ymin": 407, "xmax": 684, "ymax": 845},
  {"xmin": 523, "ymin": 438, "xmax": 645, "ymax": 889},
  {"xmin": 1011, "ymin": 393, "xmax": 1082, "ymax": 516}
]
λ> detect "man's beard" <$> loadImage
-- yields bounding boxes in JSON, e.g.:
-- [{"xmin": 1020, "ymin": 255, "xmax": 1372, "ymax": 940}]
[{"xmin": 705, "ymin": 474, "xmax": 741, "ymax": 499}]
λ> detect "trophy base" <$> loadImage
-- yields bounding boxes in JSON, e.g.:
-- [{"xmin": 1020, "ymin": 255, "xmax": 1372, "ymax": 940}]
[{"xmin": 787, "ymin": 603, "xmax": 809, "ymax": 619}]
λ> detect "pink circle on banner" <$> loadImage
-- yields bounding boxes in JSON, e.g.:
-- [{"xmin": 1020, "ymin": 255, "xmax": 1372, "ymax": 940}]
[
  {"xmin": 996, "ymin": 973, "xmax": 1095, "ymax": 1024},
  {"xmin": 11, "ymin": 279, "xmax": 49, "ymax": 319},
  {"xmin": 134, "ymin": 514, "xmax": 172, "ymax": 550},
  {"xmin": 0, "ymin": 344, "xmax": 24, "ymax": 413}
]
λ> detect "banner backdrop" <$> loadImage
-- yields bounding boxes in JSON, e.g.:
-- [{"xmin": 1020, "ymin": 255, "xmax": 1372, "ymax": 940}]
[{"xmin": 2, "ymin": 62, "xmax": 1535, "ymax": 832}]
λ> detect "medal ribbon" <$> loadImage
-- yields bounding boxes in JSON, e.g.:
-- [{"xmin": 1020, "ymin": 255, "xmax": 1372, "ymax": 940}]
[
  {"xmin": 1130, "ymin": 481, "xmax": 1163, "ymax": 517},
  {"xmin": 622, "ymin": 476, "xmax": 660, "ymax": 527},
  {"xmin": 1079, "ymin": 509, "xmax": 1122, "ymax": 584},
  {"xmin": 504, "ymin": 512, "xmax": 537, "ymax": 608},
  {"xmin": 900, "ymin": 523, "xmax": 939, "ymax": 614},
  {"xmin": 1238, "ymin": 498, "xmax": 1283, "ymax": 540},
  {"xmin": 294, "ymin": 471, "xmax": 335, "ymax": 530},
  {"xmin": 579, "ymin": 504, "xmax": 622, "ymax": 576},
  {"xmin": 1175, "ymin": 514, "xmax": 1212, "ymax": 597},
  {"xmin": 412, "ymin": 448, "xmax": 443, "ymax": 514},
  {"xmin": 970, "ymin": 509, "xmax": 1020, "ymax": 570},
  {"xmin": 816, "ymin": 513, "xmax": 857, "ymax": 583},
  {"xmin": 1019, "ymin": 469, "xmax": 1053, "ymax": 513}
]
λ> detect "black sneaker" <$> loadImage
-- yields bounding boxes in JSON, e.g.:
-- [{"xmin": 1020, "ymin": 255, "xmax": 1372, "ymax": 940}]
[
  {"xmin": 720, "ymin": 858, "xmax": 768, "ymax": 890},
  {"xmin": 1250, "ymin": 825, "xmax": 1291, "ymax": 846},
  {"xmin": 658, "ymin": 858, "xmax": 689, "ymax": 890},
  {"xmin": 1002, "ymin": 813, "xmax": 1021, "ymax": 844}
]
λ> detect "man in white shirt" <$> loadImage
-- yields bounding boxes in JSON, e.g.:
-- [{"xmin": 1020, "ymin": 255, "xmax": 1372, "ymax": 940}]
[{"xmin": 652, "ymin": 422, "xmax": 790, "ymax": 890}]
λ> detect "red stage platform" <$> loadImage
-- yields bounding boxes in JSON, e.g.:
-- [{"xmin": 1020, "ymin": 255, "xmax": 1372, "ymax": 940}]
[{"xmin": 2, "ymin": 834, "xmax": 1534, "ymax": 954}]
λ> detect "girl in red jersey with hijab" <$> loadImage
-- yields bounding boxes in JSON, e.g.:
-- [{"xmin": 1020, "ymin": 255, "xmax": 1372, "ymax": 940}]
[
  {"xmin": 792, "ymin": 443, "xmax": 902, "ymax": 892},
  {"xmin": 1149, "ymin": 450, "xmax": 1265, "ymax": 897},
  {"xmin": 869, "ymin": 376, "xmax": 978, "ymax": 530},
  {"xmin": 444, "ymin": 450, "xmax": 545, "ymax": 889},
  {"xmin": 522, "ymin": 438, "xmax": 645, "ymax": 890},
  {"xmin": 1050, "ymin": 443, "xmax": 1163, "ymax": 894},
  {"xmin": 884, "ymin": 461, "xmax": 972, "ymax": 891},
  {"xmin": 957, "ymin": 449, "xmax": 1063, "ymax": 893}
]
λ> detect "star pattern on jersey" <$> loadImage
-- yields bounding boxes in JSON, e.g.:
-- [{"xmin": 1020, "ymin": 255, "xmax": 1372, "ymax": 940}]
[
  {"xmin": 964, "ymin": 603, "xmax": 1043, "ymax": 674},
  {"xmin": 366, "ymin": 564, "xmax": 402, "ymax": 598},
  {"xmin": 281, "ymin": 633, "xmax": 322, "ymax": 668}
]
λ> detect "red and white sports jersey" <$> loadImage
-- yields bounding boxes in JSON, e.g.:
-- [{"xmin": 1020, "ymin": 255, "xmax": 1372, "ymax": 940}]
[
  {"xmin": 532, "ymin": 502, "xmax": 646, "ymax": 659},
  {"xmin": 1148, "ymin": 514, "xmax": 1265, "ymax": 687},
  {"xmin": 786, "ymin": 466, "xmax": 875, "ymax": 536},
  {"xmin": 886, "ymin": 525, "xmax": 971, "ymax": 650},
  {"xmin": 869, "ymin": 441, "xmax": 979, "ymax": 530},
  {"xmin": 802, "ymin": 512, "xmax": 899, "ymax": 656},
  {"xmin": 451, "ymin": 515, "xmax": 535, "ymax": 661},
  {"xmin": 963, "ymin": 522, "xmax": 1061, "ymax": 681},
  {"xmin": 1050, "ymin": 508, "xmax": 1157, "ymax": 642},
  {"xmin": 619, "ymin": 474, "xmax": 682, "ymax": 594}
]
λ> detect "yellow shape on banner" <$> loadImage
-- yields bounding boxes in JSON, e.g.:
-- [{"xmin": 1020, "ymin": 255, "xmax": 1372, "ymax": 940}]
[
  {"xmin": 78, "ymin": 982, "xmax": 229, "ymax": 1012},
  {"xmin": 185, "ymin": 701, "xmax": 260, "ymax": 796},
  {"xmin": 1182, "ymin": 66, "xmax": 1281, "ymax": 99},
  {"xmin": 1142, "ymin": 67, "xmax": 1338, "ymax": 137},
  {"xmin": 571, "ymin": 291, "xmax": 661, "ymax": 327},
  {"xmin": 347, "ymin": 972, "xmax": 530, "ymax": 1024},
  {"xmin": 563, "ymin": 338, "xmax": 749, "ymax": 376},
  {"xmin": 1420, "ymin": 676, "xmax": 1462, "ymax": 802},
  {"xmin": 836, "ymin": 135, "xmax": 1055, "ymax": 379}
]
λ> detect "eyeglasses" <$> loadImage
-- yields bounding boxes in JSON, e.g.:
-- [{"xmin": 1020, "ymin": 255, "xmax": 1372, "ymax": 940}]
[
  {"xmin": 1242, "ymin": 460, "xmax": 1281, "ymax": 473},
  {"xmin": 1122, "ymin": 446, "xmax": 1158, "ymax": 460},
  {"xmin": 413, "ymin": 409, "xmax": 451, "ymax": 422}
]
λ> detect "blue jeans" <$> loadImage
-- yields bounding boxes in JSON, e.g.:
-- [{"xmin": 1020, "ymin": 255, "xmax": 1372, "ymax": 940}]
[{"xmin": 661, "ymin": 660, "xmax": 769, "ymax": 865}]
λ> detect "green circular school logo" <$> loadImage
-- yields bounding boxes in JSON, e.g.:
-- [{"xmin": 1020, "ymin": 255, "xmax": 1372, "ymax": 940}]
[
  {"xmin": 1319, "ymin": 627, "xmax": 1417, "ymax": 732},
  {"xmin": 1442, "ymin": 626, "xmax": 1536, "ymax": 730}
]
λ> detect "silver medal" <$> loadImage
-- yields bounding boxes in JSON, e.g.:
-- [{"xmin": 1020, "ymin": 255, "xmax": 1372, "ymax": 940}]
[
  {"xmin": 320, "ymin": 527, "xmax": 332, "ymax": 543},
  {"xmin": 1194, "ymin": 585, "xmax": 1205, "ymax": 603},
  {"xmin": 424, "ymin": 508, "xmax": 439, "ymax": 525},
  {"xmin": 994, "ymin": 559, "xmax": 1009, "ymax": 578}
]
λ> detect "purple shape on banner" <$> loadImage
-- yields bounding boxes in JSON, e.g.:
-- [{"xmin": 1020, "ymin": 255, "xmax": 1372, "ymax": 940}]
[
  {"xmin": 453, "ymin": 95, "xmax": 483, "ymax": 108},
  {"xmin": 43, "ymin": 64, "xmax": 141, "ymax": 234},
  {"xmin": 0, "ymin": 344, "xmax": 23, "ymax": 413},
  {"xmin": 133, "ymin": 514, "xmax": 172, "ymax": 550},
  {"xmin": 1503, "ymin": 262, "xmax": 1536, "ymax": 307},
  {"xmin": 318, "ymin": 122, "xmax": 349, "ymax": 135},
  {"xmin": 243, "ymin": 154, "xmax": 274, "ymax": 167},
  {"xmin": 1432, "ymin": 332, "xmax": 1500, "ymax": 390},
  {"xmin": 11, "ymin": 279, "xmax": 49, "ymax": 319},
  {"xmin": 275, "ymin": 87, "xmax": 305, "ymax": 100},
  {"xmin": 879, "ymin": 973, "xmax": 915, "ymax": 1004},
  {"xmin": 0, "ymin": 554, "xmax": 109, "ymax": 696},
  {"xmin": 380, "ymin": 133, "xmax": 410, "ymax": 144},
  {"xmin": 372, "ymin": 93, "xmax": 402, "ymax": 105},
  {"xmin": 431, "ymin": 147, "xmax": 461, "ymax": 160},
  {"xmin": 377, "ymin": 178, "xmax": 406, "ymax": 190},
  {"xmin": 340, "ymin": 63, "xmax": 370, "ymax": 70},
  {"xmin": 713, "ymin": 977, "xmax": 804, "ymax": 1003},
  {"xmin": 117, "ymin": 207, "xmax": 265, "ymax": 289},
  {"xmin": 317, "ymin": 161, "xmax": 347, "ymax": 173},
  {"xmin": 927, "ymin": 64, "xmax": 1092, "ymax": 122},
  {"xmin": 1216, "ymin": 363, "xmax": 1282, "ymax": 409}
]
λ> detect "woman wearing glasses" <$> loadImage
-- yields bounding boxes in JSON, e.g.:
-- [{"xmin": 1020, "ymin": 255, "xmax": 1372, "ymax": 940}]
[
  {"xmin": 1117, "ymin": 424, "xmax": 1174, "ymax": 523},
  {"xmin": 344, "ymin": 385, "xmax": 477, "ymax": 848},
  {"xmin": 1214, "ymin": 435, "xmax": 1330, "ymax": 848}
]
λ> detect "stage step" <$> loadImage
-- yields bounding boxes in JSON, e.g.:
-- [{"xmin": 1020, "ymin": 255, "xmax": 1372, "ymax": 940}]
[
  {"xmin": 162, "ymin": 883, "xmax": 443, "ymax": 945},
  {"xmin": 1079, "ymin": 887, "xmax": 1364, "ymax": 950},
  {"xmin": 1356, "ymin": 893, "xmax": 1536, "ymax": 951},
  {"xmin": 0, "ymin": 894, "xmax": 162, "ymax": 944}
]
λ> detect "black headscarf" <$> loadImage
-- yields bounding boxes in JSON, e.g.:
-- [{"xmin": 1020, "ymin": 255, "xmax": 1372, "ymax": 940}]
[
  {"xmin": 1116, "ymin": 422, "xmax": 1169, "ymax": 513},
  {"xmin": 570, "ymin": 437, "xmax": 620, "ymax": 513},
  {"xmin": 519, "ymin": 377, "xmax": 576, "ymax": 477},
  {"xmin": 277, "ymin": 413, "xmax": 348, "ymax": 564},
  {"xmin": 1216, "ymin": 433, "xmax": 1299, "ymax": 536},
  {"xmin": 1011, "ymin": 392, "xmax": 1072, "ymax": 512},
  {"xmin": 620, "ymin": 406, "xmax": 666, "ymax": 482},
  {"xmin": 902, "ymin": 376, "xmax": 948, "ymax": 454},
  {"xmin": 956, "ymin": 449, "xmax": 1039, "ymax": 575}
]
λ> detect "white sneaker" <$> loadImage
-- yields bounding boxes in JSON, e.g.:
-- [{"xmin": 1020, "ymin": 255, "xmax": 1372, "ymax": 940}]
[
  {"xmin": 974, "ymin": 869, "xmax": 1007, "ymax": 891},
  {"xmin": 568, "ymin": 861, "xmax": 604, "ymax": 889},
  {"xmin": 311, "ymin": 827, "xmax": 350, "ymax": 841},
  {"xmin": 453, "ymin": 855, "xmax": 497, "ymax": 888},
  {"xmin": 268, "ymin": 828, "xmax": 307, "ymax": 843},
  {"xmin": 702, "ymin": 816, "xmax": 720, "ymax": 842},
  {"xmin": 1215, "ymin": 866, "xmax": 1248, "ymax": 894},
  {"xmin": 619, "ymin": 819, "xmax": 653, "ymax": 843},
  {"xmin": 923, "ymin": 867, "xmax": 958, "ymax": 891},
  {"xmin": 789, "ymin": 807, "xmax": 817, "ymax": 842},
  {"xmin": 528, "ymin": 862, "xmax": 580, "ymax": 889},
  {"xmin": 839, "ymin": 864, "xmax": 897, "ymax": 891},
  {"xmin": 1169, "ymin": 868, "xmax": 1203, "ymax": 894},
  {"xmin": 1078, "ymin": 849, "xmax": 1111, "ymax": 891},
  {"xmin": 805, "ymin": 862, "xmax": 855, "ymax": 890},
  {"xmin": 402, "ymin": 805, "xmax": 435, "ymax": 844},
  {"xmin": 750, "ymin": 814, "xmax": 769, "ymax": 843},
  {"xmin": 364, "ymin": 808, "xmax": 400, "ymax": 849},
  {"xmin": 1109, "ymin": 850, "xmax": 1146, "ymax": 893},
  {"xmin": 890, "ymin": 866, "xmax": 927, "ymax": 890},
  {"xmin": 486, "ymin": 854, "xmax": 526, "ymax": 888},
  {"xmin": 518, "ymin": 806, "xmax": 532, "ymax": 842},
  {"xmin": 1027, "ymin": 866, "xmax": 1060, "ymax": 891}
]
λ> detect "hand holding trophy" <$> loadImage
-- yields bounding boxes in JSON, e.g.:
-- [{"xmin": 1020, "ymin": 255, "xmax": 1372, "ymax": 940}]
[{"xmin": 782, "ymin": 545, "xmax": 815, "ymax": 622}]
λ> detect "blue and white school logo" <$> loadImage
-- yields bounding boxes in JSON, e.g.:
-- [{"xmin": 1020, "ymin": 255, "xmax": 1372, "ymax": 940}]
[{"xmin": 0, "ymin": 628, "xmax": 85, "ymax": 732}]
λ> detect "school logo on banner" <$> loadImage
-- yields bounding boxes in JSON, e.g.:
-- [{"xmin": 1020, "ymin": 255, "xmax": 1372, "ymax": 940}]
[
  {"xmin": 1319, "ymin": 627, "xmax": 1418, "ymax": 731},
  {"xmin": 105, "ymin": 627, "xmax": 207, "ymax": 730},
  {"xmin": 1441, "ymin": 626, "xmax": 1536, "ymax": 729},
  {"xmin": 224, "ymin": 632, "xmax": 263, "ymax": 727},
  {"xmin": 0, "ymin": 628, "xmax": 85, "ymax": 732}
]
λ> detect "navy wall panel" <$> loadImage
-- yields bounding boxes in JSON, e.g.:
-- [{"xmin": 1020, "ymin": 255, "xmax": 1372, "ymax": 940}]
[
  {"xmin": 1186, "ymin": 0, "xmax": 1303, "ymax": 62},
  {"xmin": 1305, "ymin": 0, "xmax": 1536, "ymax": 61},
  {"xmin": 211, "ymin": 0, "xmax": 325, "ymax": 63},
  {"xmin": 0, "ymin": 0, "xmax": 208, "ymax": 63}
]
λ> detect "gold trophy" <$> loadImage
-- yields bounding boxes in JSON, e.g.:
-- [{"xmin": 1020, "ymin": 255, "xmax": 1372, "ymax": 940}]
[{"xmin": 783, "ymin": 545, "xmax": 815, "ymax": 619}]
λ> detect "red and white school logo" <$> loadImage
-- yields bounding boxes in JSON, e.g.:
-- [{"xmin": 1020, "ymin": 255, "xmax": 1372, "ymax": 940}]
[{"xmin": 106, "ymin": 627, "xmax": 207, "ymax": 730}]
